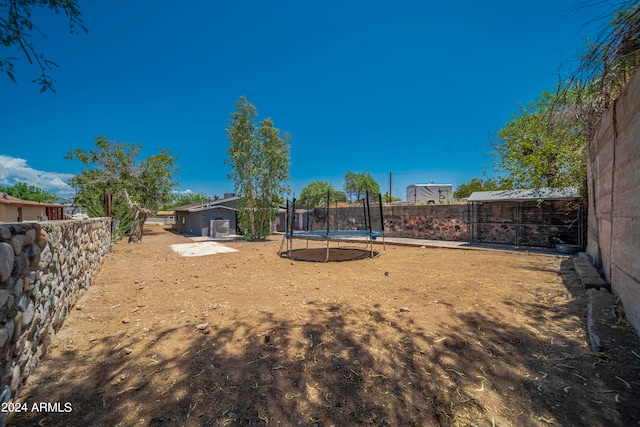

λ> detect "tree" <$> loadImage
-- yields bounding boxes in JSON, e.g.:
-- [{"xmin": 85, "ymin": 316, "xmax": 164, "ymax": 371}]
[
  {"xmin": 65, "ymin": 136, "xmax": 178, "ymax": 242},
  {"xmin": 453, "ymin": 178, "xmax": 503, "ymax": 200},
  {"xmin": 255, "ymin": 117, "xmax": 291, "ymax": 235},
  {"xmin": 567, "ymin": 1, "xmax": 640, "ymax": 137},
  {"xmin": 0, "ymin": 182, "xmax": 57, "ymax": 203},
  {"xmin": 491, "ymin": 92, "xmax": 587, "ymax": 190},
  {"xmin": 164, "ymin": 191, "xmax": 210, "ymax": 209},
  {"xmin": 343, "ymin": 171, "xmax": 380, "ymax": 202},
  {"xmin": 381, "ymin": 192, "xmax": 400, "ymax": 203},
  {"xmin": 298, "ymin": 181, "xmax": 346, "ymax": 209},
  {"xmin": 226, "ymin": 96, "xmax": 290, "ymax": 240},
  {"xmin": 1, "ymin": 0, "xmax": 86, "ymax": 93},
  {"xmin": 490, "ymin": 3, "xmax": 640, "ymax": 194}
]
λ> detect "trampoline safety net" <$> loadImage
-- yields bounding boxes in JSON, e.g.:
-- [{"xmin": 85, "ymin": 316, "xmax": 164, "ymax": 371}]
[{"xmin": 278, "ymin": 190, "xmax": 386, "ymax": 262}]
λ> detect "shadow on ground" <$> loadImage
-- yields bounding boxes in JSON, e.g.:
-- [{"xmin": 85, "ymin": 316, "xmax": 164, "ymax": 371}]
[{"xmin": 9, "ymin": 291, "xmax": 640, "ymax": 426}]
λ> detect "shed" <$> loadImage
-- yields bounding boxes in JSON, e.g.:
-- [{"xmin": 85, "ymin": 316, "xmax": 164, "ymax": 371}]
[
  {"xmin": 466, "ymin": 188, "xmax": 585, "ymax": 249},
  {"xmin": 0, "ymin": 193, "xmax": 65, "ymax": 223},
  {"xmin": 172, "ymin": 196, "xmax": 238, "ymax": 237},
  {"xmin": 406, "ymin": 184, "xmax": 453, "ymax": 204},
  {"xmin": 276, "ymin": 207, "xmax": 313, "ymax": 232}
]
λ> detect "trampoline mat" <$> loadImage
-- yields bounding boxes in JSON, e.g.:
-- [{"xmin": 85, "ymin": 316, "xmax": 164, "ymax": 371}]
[{"xmin": 286, "ymin": 247, "xmax": 380, "ymax": 262}]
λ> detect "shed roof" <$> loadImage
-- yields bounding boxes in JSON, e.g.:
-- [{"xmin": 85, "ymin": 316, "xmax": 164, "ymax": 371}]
[{"xmin": 467, "ymin": 187, "xmax": 580, "ymax": 202}]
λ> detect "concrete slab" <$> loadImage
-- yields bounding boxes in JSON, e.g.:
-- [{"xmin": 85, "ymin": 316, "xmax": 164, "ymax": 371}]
[{"xmin": 170, "ymin": 242, "xmax": 239, "ymax": 257}]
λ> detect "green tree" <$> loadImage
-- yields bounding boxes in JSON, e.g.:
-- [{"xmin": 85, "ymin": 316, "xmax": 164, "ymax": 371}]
[
  {"xmin": 0, "ymin": 182, "xmax": 57, "ymax": 203},
  {"xmin": 490, "ymin": 3, "xmax": 640, "ymax": 194},
  {"xmin": 453, "ymin": 178, "xmax": 503, "ymax": 200},
  {"xmin": 165, "ymin": 192, "xmax": 210, "ymax": 209},
  {"xmin": 1, "ymin": 0, "xmax": 86, "ymax": 93},
  {"xmin": 381, "ymin": 192, "xmax": 400, "ymax": 203},
  {"xmin": 226, "ymin": 96, "xmax": 290, "ymax": 240},
  {"xmin": 568, "ymin": 1, "xmax": 640, "ymax": 135},
  {"xmin": 298, "ymin": 181, "xmax": 346, "ymax": 209},
  {"xmin": 343, "ymin": 170, "xmax": 380, "ymax": 202},
  {"xmin": 65, "ymin": 136, "xmax": 178, "ymax": 242},
  {"xmin": 255, "ymin": 117, "xmax": 291, "ymax": 235},
  {"xmin": 491, "ymin": 92, "xmax": 587, "ymax": 190}
]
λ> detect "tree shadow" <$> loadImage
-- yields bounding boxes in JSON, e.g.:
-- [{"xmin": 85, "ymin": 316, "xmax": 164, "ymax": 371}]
[{"xmin": 9, "ymin": 281, "xmax": 640, "ymax": 426}]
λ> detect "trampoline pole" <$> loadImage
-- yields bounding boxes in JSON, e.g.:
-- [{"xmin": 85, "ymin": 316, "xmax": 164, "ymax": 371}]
[
  {"xmin": 366, "ymin": 191, "xmax": 373, "ymax": 234},
  {"xmin": 379, "ymin": 192, "xmax": 386, "ymax": 254},
  {"xmin": 291, "ymin": 198, "xmax": 297, "ymax": 257},
  {"xmin": 366, "ymin": 191, "xmax": 373, "ymax": 258},
  {"xmin": 378, "ymin": 193, "xmax": 384, "ymax": 233},
  {"xmin": 327, "ymin": 189, "xmax": 330, "ymax": 237},
  {"xmin": 286, "ymin": 199, "xmax": 290, "ymax": 249}
]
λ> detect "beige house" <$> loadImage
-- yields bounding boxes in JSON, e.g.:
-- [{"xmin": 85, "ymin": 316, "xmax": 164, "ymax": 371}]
[{"xmin": 0, "ymin": 193, "xmax": 65, "ymax": 223}]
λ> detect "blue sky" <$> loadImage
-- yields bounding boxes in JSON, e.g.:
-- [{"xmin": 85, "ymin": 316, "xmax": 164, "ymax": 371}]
[{"xmin": 0, "ymin": 1, "xmax": 614, "ymax": 201}]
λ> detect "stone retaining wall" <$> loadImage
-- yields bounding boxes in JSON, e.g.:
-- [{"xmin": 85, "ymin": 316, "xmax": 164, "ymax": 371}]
[
  {"xmin": 310, "ymin": 205, "xmax": 468, "ymax": 241},
  {"xmin": 383, "ymin": 205, "xmax": 467, "ymax": 241},
  {"xmin": 0, "ymin": 218, "xmax": 111, "ymax": 419}
]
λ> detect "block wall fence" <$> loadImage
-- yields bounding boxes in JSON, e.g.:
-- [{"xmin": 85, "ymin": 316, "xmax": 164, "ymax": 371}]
[
  {"xmin": 0, "ymin": 218, "xmax": 111, "ymax": 424},
  {"xmin": 587, "ymin": 68, "xmax": 640, "ymax": 337}
]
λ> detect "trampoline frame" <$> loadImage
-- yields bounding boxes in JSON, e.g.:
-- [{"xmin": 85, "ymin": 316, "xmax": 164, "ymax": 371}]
[{"xmin": 279, "ymin": 190, "xmax": 386, "ymax": 262}]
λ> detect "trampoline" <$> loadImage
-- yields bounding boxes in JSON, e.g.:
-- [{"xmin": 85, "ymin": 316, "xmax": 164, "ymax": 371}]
[{"xmin": 279, "ymin": 190, "xmax": 386, "ymax": 262}]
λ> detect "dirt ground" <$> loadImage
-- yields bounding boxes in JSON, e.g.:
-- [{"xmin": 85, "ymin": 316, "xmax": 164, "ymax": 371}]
[{"xmin": 7, "ymin": 224, "xmax": 640, "ymax": 426}]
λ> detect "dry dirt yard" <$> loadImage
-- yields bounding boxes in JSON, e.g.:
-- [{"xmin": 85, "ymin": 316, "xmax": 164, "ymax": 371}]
[{"xmin": 8, "ymin": 225, "xmax": 640, "ymax": 427}]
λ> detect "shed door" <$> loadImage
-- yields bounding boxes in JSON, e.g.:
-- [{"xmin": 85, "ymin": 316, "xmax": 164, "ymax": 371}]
[{"xmin": 211, "ymin": 219, "xmax": 230, "ymax": 237}]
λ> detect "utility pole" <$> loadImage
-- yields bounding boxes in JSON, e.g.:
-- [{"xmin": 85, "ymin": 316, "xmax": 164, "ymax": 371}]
[{"xmin": 389, "ymin": 172, "xmax": 392, "ymax": 204}]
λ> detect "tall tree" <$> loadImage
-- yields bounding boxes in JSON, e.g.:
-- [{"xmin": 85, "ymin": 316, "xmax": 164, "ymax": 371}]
[
  {"xmin": 165, "ymin": 191, "xmax": 210, "ymax": 209},
  {"xmin": 0, "ymin": 182, "xmax": 57, "ymax": 203},
  {"xmin": 1, "ymin": 0, "xmax": 86, "ymax": 93},
  {"xmin": 298, "ymin": 181, "xmax": 346, "ymax": 209},
  {"xmin": 255, "ymin": 117, "xmax": 291, "ymax": 235},
  {"xmin": 491, "ymin": 3, "xmax": 640, "ymax": 193},
  {"xmin": 567, "ymin": 1, "xmax": 640, "ymax": 134},
  {"xmin": 491, "ymin": 92, "xmax": 587, "ymax": 190},
  {"xmin": 65, "ymin": 136, "xmax": 178, "ymax": 242},
  {"xmin": 343, "ymin": 170, "xmax": 380, "ymax": 202},
  {"xmin": 226, "ymin": 97, "xmax": 290, "ymax": 240}
]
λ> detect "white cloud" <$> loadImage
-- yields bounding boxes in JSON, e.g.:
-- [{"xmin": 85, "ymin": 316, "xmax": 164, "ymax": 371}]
[
  {"xmin": 173, "ymin": 189, "xmax": 194, "ymax": 195},
  {"xmin": 0, "ymin": 155, "xmax": 75, "ymax": 197}
]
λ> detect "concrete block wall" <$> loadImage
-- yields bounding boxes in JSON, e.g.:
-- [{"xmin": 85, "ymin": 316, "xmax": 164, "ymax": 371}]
[
  {"xmin": 587, "ymin": 68, "xmax": 640, "ymax": 337},
  {"xmin": 0, "ymin": 219, "xmax": 111, "ymax": 420}
]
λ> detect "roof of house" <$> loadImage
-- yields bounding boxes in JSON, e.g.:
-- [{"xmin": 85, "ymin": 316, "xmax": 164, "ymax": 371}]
[
  {"xmin": 173, "ymin": 196, "xmax": 239, "ymax": 212},
  {"xmin": 183, "ymin": 205, "xmax": 237, "ymax": 214},
  {"xmin": 467, "ymin": 187, "xmax": 581, "ymax": 202},
  {"xmin": 0, "ymin": 193, "xmax": 63, "ymax": 207}
]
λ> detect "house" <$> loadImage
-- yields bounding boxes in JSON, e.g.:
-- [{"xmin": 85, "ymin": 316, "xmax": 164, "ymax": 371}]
[
  {"xmin": 145, "ymin": 210, "xmax": 176, "ymax": 225},
  {"xmin": 172, "ymin": 194, "xmax": 239, "ymax": 237},
  {"xmin": 0, "ymin": 193, "xmax": 65, "ymax": 223},
  {"xmin": 466, "ymin": 187, "xmax": 584, "ymax": 249}
]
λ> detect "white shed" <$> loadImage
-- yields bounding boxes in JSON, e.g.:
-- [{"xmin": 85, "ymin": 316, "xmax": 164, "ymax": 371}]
[{"xmin": 406, "ymin": 184, "xmax": 453, "ymax": 204}]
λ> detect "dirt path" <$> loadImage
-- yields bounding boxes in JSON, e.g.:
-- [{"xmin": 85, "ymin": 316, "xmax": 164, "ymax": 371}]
[{"xmin": 8, "ymin": 225, "xmax": 640, "ymax": 426}]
